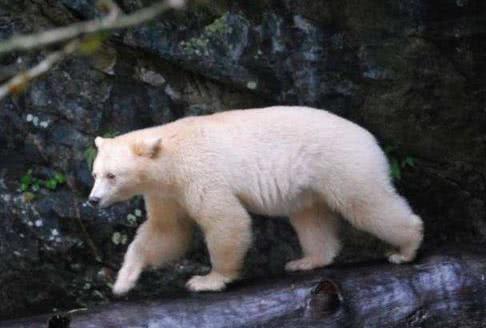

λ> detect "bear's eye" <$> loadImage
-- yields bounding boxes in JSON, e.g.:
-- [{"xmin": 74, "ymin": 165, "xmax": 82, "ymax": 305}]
[
  {"xmin": 92, "ymin": 173, "xmax": 97, "ymax": 179},
  {"xmin": 106, "ymin": 173, "xmax": 116, "ymax": 180}
]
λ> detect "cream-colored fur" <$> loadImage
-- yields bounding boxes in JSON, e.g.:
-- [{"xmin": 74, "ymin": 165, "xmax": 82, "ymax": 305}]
[{"xmin": 89, "ymin": 106, "xmax": 423, "ymax": 294}]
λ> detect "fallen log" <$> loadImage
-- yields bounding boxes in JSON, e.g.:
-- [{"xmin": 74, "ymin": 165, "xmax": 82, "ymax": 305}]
[{"xmin": 2, "ymin": 247, "xmax": 486, "ymax": 328}]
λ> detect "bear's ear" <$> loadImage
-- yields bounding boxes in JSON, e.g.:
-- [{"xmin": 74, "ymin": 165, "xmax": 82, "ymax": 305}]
[
  {"xmin": 94, "ymin": 136, "xmax": 104, "ymax": 148},
  {"xmin": 132, "ymin": 137, "xmax": 162, "ymax": 158}
]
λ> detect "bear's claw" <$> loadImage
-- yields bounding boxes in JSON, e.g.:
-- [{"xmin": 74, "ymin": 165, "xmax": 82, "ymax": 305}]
[
  {"xmin": 285, "ymin": 256, "xmax": 330, "ymax": 272},
  {"xmin": 387, "ymin": 253, "xmax": 413, "ymax": 264},
  {"xmin": 186, "ymin": 272, "xmax": 231, "ymax": 292}
]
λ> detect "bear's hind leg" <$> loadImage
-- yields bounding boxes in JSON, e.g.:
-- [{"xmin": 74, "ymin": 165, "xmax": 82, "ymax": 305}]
[
  {"xmin": 340, "ymin": 191, "xmax": 423, "ymax": 264},
  {"xmin": 286, "ymin": 204, "xmax": 341, "ymax": 272},
  {"xmin": 386, "ymin": 213, "xmax": 423, "ymax": 264}
]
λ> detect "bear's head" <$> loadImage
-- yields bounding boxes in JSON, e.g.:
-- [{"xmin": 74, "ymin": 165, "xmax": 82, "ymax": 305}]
[{"xmin": 88, "ymin": 135, "xmax": 162, "ymax": 208}]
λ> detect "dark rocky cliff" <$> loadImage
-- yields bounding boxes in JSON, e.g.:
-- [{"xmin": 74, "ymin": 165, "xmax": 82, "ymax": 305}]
[{"xmin": 0, "ymin": 0, "xmax": 485, "ymax": 319}]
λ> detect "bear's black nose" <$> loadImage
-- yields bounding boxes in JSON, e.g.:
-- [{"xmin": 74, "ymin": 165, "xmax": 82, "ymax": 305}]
[{"xmin": 88, "ymin": 197, "xmax": 100, "ymax": 207}]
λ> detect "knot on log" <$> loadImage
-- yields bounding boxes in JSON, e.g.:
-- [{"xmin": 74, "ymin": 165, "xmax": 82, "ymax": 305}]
[
  {"xmin": 304, "ymin": 279, "xmax": 342, "ymax": 319},
  {"xmin": 47, "ymin": 314, "xmax": 71, "ymax": 328}
]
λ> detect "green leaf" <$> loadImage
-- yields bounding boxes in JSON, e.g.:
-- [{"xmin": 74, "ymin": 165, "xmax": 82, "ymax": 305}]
[
  {"xmin": 20, "ymin": 182, "xmax": 29, "ymax": 192},
  {"xmin": 20, "ymin": 169, "xmax": 33, "ymax": 191},
  {"xmin": 45, "ymin": 179, "xmax": 57, "ymax": 190},
  {"xmin": 20, "ymin": 174, "xmax": 32, "ymax": 185},
  {"xmin": 54, "ymin": 172, "xmax": 66, "ymax": 184},
  {"xmin": 390, "ymin": 158, "xmax": 401, "ymax": 180},
  {"xmin": 84, "ymin": 147, "xmax": 97, "ymax": 171},
  {"xmin": 31, "ymin": 181, "xmax": 40, "ymax": 192},
  {"xmin": 402, "ymin": 157, "xmax": 415, "ymax": 168}
]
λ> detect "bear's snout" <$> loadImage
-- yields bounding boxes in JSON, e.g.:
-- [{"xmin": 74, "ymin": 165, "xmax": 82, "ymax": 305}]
[{"xmin": 88, "ymin": 197, "xmax": 101, "ymax": 207}]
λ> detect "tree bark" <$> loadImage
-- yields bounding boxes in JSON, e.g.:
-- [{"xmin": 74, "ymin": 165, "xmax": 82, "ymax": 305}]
[{"xmin": 2, "ymin": 247, "xmax": 486, "ymax": 328}]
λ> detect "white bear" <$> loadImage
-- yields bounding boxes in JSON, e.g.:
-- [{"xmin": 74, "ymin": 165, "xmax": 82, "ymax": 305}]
[{"xmin": 88, "ymin": 106, "xmax": 423, "ymax": 294}]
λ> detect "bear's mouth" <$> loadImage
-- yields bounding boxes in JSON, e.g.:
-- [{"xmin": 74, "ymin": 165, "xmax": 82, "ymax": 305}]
[{"xmin": 86, "ymin": 197, "xmax": 113, "ymax": 209}]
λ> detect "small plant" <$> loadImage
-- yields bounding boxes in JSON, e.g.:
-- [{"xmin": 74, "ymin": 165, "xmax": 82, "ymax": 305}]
[
  {"xmin": 84, "ymin": 146, "xmax": 97, "ymax": 171},
  {"xmin": 84, "ymin": 130, "xmax": 120, "ymax": 170},
  {"xmin": 46, "ymin": 172, "xmax": 67, "ymax": 190},
  {"xmin": 384, "ymin": 146, "xmax": 416, "ymax": 181},
  {"xmin": 20, "ymin": 169, "xmax": 66, "ymax": 192}
]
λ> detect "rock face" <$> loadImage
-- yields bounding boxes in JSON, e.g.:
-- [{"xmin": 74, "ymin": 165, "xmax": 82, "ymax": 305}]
[{"xmin": 0, "ymin": 0, "xmax": 485, "ymax": 320}]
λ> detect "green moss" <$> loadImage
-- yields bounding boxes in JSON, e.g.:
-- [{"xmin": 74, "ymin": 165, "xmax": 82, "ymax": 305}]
[
  {"xmin": 180, "ymin": 12, "xmax": 232, "ymax": 56},
  {"xmin": 205, "ymin": 13, "xmax": 232, "ymax": 35}
]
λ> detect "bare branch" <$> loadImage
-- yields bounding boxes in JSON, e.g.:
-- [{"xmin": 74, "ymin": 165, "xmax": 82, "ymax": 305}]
[
  {"xmin": 0, "ymin": 0, "xmax": 121, "ymax": 100},
  {"xmin": 0, "ymin": 0, "xmax": 182, "ymax": 55},
  {"xmin": 0, "ymin": 0, "xmax": 185, "ymax": 101},
  {"xmin": 0, "ymin": 40, "xmax": 79, "ymax": 100}
]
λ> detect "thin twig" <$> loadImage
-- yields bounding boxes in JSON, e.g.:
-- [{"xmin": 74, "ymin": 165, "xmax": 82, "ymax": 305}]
[
  {"xmin": 0, "ymin": 40, "xmax": 79, "ymax": 100},
  {"xmin": 0, "ymin": 0, "xmax": 185, "ymax": 100},
  {"xmin": 0, "ymin": 0, "xmax": 181, "ymax": 55},
  {"xmin": 73, "ymin": 199, "xmax": 103, "ymax": 263},
  {"xmin": 0, "ymin": 0, "xmax": 124, "ymax": 100}
]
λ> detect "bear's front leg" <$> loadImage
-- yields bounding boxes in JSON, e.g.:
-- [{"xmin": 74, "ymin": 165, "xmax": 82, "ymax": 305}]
[
  {"xmin": 112, "ymin": 235, "xmax": 146, "ymax": 295},
  {"xmin": 113, "ymin": 197, "xmax": 191, "ymax": 295},
  {"xmin": 185, "ymin": 193, "xmax": 252, "ymax": 292}
]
